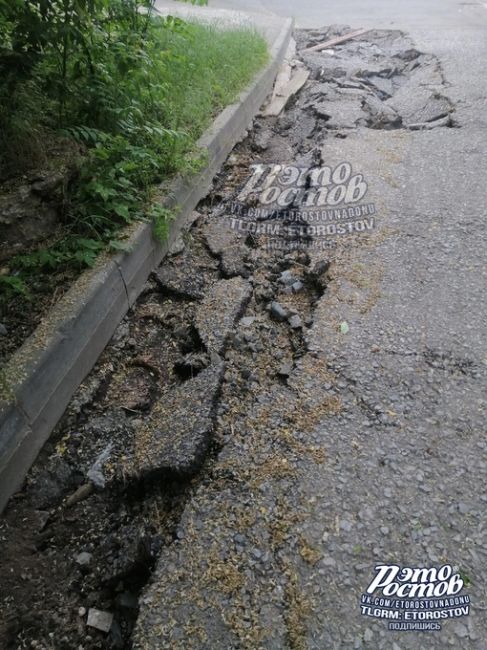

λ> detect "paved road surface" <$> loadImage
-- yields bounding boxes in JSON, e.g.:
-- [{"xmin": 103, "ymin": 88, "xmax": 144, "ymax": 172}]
[{"xmin": 132, "ymin": 1, "xmax": 487, "ymax": 648}]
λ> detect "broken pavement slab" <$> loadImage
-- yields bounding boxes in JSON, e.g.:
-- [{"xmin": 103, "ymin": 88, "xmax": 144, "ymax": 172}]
[
  {"xmin": 203, "ymin": 218, "xmax": 249, "ymax": 278},
  {"xmin": 133, "ymin": 363, "xmax": 224, "ymax": 478},
  {"xmin": 387, "ymin": 87, "xmax": 452, "ymax": 126},
  {"xmin": 295, "ymin": 25, "xmax": 454, "ymax": 132},
  {"xmin": 196, "ymin": 277, "xmax": 253, "ymax": 355}
]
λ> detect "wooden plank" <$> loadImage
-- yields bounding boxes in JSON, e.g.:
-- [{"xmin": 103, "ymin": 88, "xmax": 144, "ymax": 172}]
[
  {"xmin": 303, "ymin": 28, "xmax": 370, "ymax": 54},
  {"xmin": 269, "ymin": 61, "xmax": 292, "ymax": 104},
  {"xmin": 268, "ymin": 37, "xmax": 296, "ymax": 105},
  {"xmin": 263, "ymin": 67, "xmax": 310, "ymax": 116}
]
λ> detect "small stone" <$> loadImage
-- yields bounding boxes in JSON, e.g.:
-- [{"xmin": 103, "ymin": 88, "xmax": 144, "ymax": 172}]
[
  {"xmin": 66, "ymin": 483, "xmax": 94, "ymax": 507},
  {"xmin": 292, "ymin": 280, "xmax": 304, "ymax": 293},
  {"xmin": 87, "ymin": 609, "xmax": 113, "ymax": 633},
  {"xmin": 168, "ymin": 236, "xmax": 185, "ymax": 256},
  {"xmin": 278, "ymin": 364, "xmax": 293, "ymax": 377},
  {"xmin": 0, "ymin": 323, "xmax": 7, "ymax": 336},
  {"xmin": 454, "ymin": 623, "xmax": 468, "ymax": 638},
  {"xmin": 270, "ymin": 302, "xmax": 288, "ymax": 321},
  {"xmin": 279, "ymin": 270, "xmax": 295, "ymax": 286},
  {"xmin": 75, "ymin": 552, "xmax": 93, "ymax": 566},
  {"xmin": 364, "ymin": 628, "xmax": 374, "ymax": 642},
  {"xmin": 241, "ymin": 316, "xmax": 256, "ymax": 328},
  {"xmin": 78, "ymin": 607, "xmax": 87, "ymax": 617},
  {"xmin": 312, "ymin": 260, "xmax": 330, "ymax": 277},
  {"xmin": 288, "ymin": 314, "xmax": 303, "ymax": 329}
]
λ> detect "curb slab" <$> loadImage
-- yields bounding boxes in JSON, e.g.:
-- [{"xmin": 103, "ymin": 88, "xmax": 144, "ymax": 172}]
[{"xmin": 0, "ymin": 10, "xmax": 293, "ymax": 513}]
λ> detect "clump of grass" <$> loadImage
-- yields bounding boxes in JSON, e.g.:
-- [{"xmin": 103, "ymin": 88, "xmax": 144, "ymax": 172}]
[
  {"xmin": 158, "ymin": 21, "xmax": 268, "ymax": 142},
  {"xmin": 1, "ymin": 13, "xmax": 268, "ymax": 301}
]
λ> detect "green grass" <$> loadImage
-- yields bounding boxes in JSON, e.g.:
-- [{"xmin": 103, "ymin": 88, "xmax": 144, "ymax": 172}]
[
  {"xmin": 1, "ymin": 17, "xmax": 268, "ymax": 291},
  {"xmin": 158, "ymin": 21, "xmax": 269, "ymax": 141}
]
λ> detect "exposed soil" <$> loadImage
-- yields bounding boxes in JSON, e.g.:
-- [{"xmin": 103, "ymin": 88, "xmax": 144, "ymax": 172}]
[
  {"xmin": 0, "ymin": 266, "xmax": 79, "ymax": 364},
  {"xmin": 0, "ymin": 26, "xmax": 457, "ymax": 650},
  {"xmin": 0, "ymin": 136, "xmax": 83, "ymax": 364}
]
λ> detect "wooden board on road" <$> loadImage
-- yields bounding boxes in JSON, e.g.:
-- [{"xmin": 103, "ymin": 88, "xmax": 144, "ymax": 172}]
[
  {"xmin": 263, "ymin": 66, "xmax": 310, "ymax": 117},
  {"xmin": 303, "ymin": 28, "xmax": 370, "ymax": 54}
]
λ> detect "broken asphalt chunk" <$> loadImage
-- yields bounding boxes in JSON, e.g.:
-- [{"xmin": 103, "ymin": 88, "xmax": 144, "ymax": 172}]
[
  {"xmin": 196, "ymin": 277, "xmax": 252, "ymax": 355},
  {"xmin": 153, "ymin": 250, "xmax": 212, "ymax": 299},
  {"xmin": 134, "ymin": 363, "xmax": 224, "ymax": 478},
  {"xmin": 87, "ymin": 609, "xmax": 113, "ymax": 633},
  {"xmin": 153, "ymin": 265, "xmax": 205, "ymax": 300},
  {"xmin": 361, "ymin": 94, "xmax": 402, "ymax": 129},
  {"xmin": 203, "ymin": 218, "xmax": 248, "ymax": 277}
]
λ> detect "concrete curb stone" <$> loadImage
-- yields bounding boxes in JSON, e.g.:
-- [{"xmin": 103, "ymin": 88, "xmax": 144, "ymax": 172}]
[{"xmin": 0, "ymin": 10, "xmax": 293, "ymax": 513}]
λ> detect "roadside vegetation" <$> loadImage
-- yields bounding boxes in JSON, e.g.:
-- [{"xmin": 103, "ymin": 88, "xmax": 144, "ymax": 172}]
[{"xmin": 0, "ymin": 0, "xmax": 268, "ymax": 304}]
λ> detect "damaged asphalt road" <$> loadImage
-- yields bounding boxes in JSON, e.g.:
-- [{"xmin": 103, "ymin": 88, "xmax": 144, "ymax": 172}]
[
  {"xmin": 132, "ymin": 25, "xmax": 487, "ymax": 650},
  {"xmin": 1, "ymin": 20, "xmax": 487, "ymax": 650}
]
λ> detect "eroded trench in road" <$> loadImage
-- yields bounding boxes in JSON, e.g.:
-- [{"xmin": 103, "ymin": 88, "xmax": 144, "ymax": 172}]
[{"xmin": 0, "ymin": 27, "xmax": 456, "ymax": 650}]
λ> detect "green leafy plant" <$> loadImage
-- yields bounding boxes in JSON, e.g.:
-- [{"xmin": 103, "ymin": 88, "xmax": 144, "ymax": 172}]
[
  {"xmin": 0, "ymin": 0, "xmax": 267, "ymax": 300},
  {"xmin": 151, "ymin": 204, "xmax": 176, "ymax": 242},
  {"xmin": 0, "ymin": 274, "xmax": 30, "ymax": 298}
]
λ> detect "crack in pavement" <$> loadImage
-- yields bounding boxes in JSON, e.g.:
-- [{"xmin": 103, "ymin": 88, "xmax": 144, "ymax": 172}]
[{"xmin": 1, "ymin": 24, "xmax": 486, "ymax": 650}]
